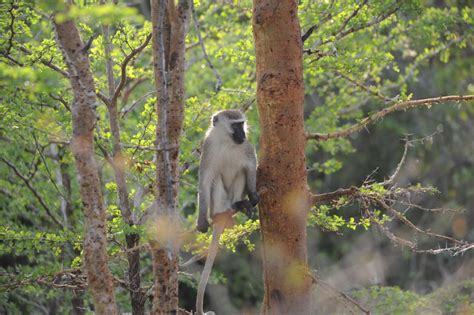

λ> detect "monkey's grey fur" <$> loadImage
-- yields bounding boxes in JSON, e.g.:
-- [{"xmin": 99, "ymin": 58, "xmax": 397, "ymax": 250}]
[
  {"xmin": 195, "ymin": 110, "xmax": 259, "ymax": 315},
  {"xmin": 196, "ymin": 109, "xmax": 259, "ymax": 232}
]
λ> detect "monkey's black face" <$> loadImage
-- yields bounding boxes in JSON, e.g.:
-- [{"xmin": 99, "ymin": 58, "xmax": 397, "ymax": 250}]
[{"xmin": 231, "ymin": 122, "xmax": 246, "ymax": 144}]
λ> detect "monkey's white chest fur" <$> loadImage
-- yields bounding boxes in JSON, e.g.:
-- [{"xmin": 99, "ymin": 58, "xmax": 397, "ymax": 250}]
[{"xmin": 208, "ymin": 141, "xmax": 248, "ymax": 215}]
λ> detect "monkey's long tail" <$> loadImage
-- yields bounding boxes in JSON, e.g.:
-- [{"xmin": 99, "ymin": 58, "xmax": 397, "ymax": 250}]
[{"xmin": 196, "ymin": 223, "xmax": 224, "ymax": 315}]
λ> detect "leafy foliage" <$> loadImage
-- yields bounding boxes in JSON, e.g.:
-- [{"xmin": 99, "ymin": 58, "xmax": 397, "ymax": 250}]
[{"xmin": 0, "ymin": 0, "xmax": 473, "ymax": 313}]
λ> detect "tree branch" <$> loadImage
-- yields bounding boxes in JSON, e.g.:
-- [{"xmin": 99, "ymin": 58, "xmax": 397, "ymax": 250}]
[
  {"xmin": 112, "ymin": 33, "xmax": 152, "ymax": 105},
  {"xmin": 306, "ymin": 4, "xmax": 400, "ymax": 57},
  {"xmin": 321, "ymin": 4, "xmax": 398, "ymax": 48},
  {"xmin": 18, "ymin": 46, "xmax": 69, "ymax": 78},
  {"xmin": 1, "ymin": 157, "xmax": 63, "ymax": 227},
  {"xmin": 301, "ymin": 0, "xmax": 336, "ymax": 42},
  {"xmin": 306, "ymin": 95, "xmax": 474, "ymax": 141},
  {"xmin": 311, "ymin": 272, "xmax": 370, "ymax": 315},
  {"xmin": 334, "ymin": 0, "xmax": 368, "ymax": 39},
  {"xmin": 311, "ymin": 187, "xmax": 358, "ymax": 205},
  {"xmin": 3, "ymin": 1, "xmax": 16, "ymax": 56},
  {"xmin": 334, "ymin": 70, "xmax": 392, "ymax": 102},
  {"xmin": 190, "ymin": 0, "xmax": 222, "ymax": 92}
]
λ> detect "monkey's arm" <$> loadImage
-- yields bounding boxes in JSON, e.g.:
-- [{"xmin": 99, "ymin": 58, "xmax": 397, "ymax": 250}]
[
  {"xmin": 232, "ymin": 143, "xmax": 259, "ymax": 219},
  {"xmin": 245, "ymin": 143, "xmax": 259, "ymax": 206},
  {"xmin": 197, "ymin": 141, "xmax": 212, "ymax": 233}
]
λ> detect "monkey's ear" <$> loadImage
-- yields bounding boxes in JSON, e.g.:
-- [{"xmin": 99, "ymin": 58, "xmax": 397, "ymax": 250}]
[{"xmin": 212, "ymin": 116, "xmax": 218, "ymax": 126}]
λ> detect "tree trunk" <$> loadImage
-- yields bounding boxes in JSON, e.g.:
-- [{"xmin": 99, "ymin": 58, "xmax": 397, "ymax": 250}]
[
  {"xmin": 149, "ymin": 0, "xmax": 189, "ymax": 313},
  {"xmin": 54, "ymin": 18, "xmax": 118, "ymax": 314},
  {"xmin": 252, "ymin": 1, "xmax": 312, "ymax": 314},
  {"xmin": 101, "ymin": 11, "xmax": 146, "ymax": 313}
]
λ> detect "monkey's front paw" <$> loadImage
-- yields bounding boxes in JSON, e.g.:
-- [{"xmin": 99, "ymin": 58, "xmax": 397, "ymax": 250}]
[
  {"xmin": 249, "ymin": 191, "xmax": 260, "ymax": 207},
  {"xmin": 232, "ymin": 200, "xmax": 256, "ymax": 220},
  {"xmin": 197, "ymin": 219, "xmax": 210, "ymax": 233}
]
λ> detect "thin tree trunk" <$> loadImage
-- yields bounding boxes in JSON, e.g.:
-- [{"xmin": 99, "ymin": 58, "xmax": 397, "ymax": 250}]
[
  {"xmin": 149, "ymin": 0, "xmax": 189, "ymax": 313},
  {"xmin": 51, "ymin": 144, "xmax": 86, "ymax": 313},
  {"xmin": 71, "ymin": 290, "xmax": 85, "ymax": 315},
  {"xmin": 54, "ymin": 18, "xmax": 118, "ymax": 314},
  {"xmin": 101, "ymin": 10, "xmax": 145, "ymax": 313},
  {"xmin": 252, "ymin": 1, "xmax": 312, "ymax": 314}
]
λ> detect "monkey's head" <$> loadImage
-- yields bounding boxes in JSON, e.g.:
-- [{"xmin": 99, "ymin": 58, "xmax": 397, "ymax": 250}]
[{"xmin": 211, "ymin": 110, "xmax": 247, "ymax": 144}]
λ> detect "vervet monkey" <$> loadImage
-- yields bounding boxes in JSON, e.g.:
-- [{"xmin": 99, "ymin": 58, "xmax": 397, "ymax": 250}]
[{"xmin": 196, "ymin": 110, "xmax": 259, "ymax": 315}]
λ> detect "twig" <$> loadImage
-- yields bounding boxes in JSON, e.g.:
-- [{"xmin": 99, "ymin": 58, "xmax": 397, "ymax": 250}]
[
  {"xmin": 0, "ymin": 157, "xmax": 63, "ymax": 227},
  {"xmin": 121, "ymin": 76, "xmax": 147, "ymax": 107},
  {"xmin": 317, "ymin": 4, "xmax": 399, "ymax": 48},
  {"xmin": 306, "ymin": 95, "xmax": 474, "ymax": 141},
  {"xmin": 381, "ymin": 139, "xmax": 409, "ymax": 186},
  {"xmin": 180, "ymin": 254, "xmax": 205, "ymax": 268},
  {"xmin": 112, "ymin": 33, "xmax": 152, "ymax": 105},
  {"xmin": 334, "ymin": 0, "xmax": 368, "ymax": 39},
  {"xmin": 48, "ymin": 93, "xmax": 71, "ymax": 111},
  {"xmin": 311, "ymin": 272, "xmax": 370, "ymax": 315},
  {"xmin": 18, "ymin": 46, "xmax": 69, "ymax": 78},
  {"xmin": 302, "ymin": 0, "xmax": 336, "ymax": 42},
  {"xmin": 121, "ymin": 90, "xmax": 155, "ymax": 117},
  {"xmin": 190, "ymin": 0, "xmax": 222, "ymax": 92},
  {"xmin": 311, "ymin": 187, "xmax": 358, "ymax": 205},
  {"xmin": 387, "ymin": 34, "xmax": 467, "ymax": 90},
  {"xmin": 335, "ymin": 70, "xmax": 392, "ymax": 102},
  {"xmin": 376, "ymin": 199, "xmax": 464, "ymax": 245},
  {"xmin": 3, "ymin": 1, "xmax": 16, "ymax": 56}
]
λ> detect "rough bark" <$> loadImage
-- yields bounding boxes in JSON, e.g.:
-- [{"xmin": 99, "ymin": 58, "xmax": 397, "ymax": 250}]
[
  {"xmin": 54, "ymin": 18, "xmax": 118, "ymax": 314},
  {"xmin": 149, "ymin": 0, "xmax": 189, "ymax": 313},
  {"xmin": 252, "ymin": 1, "xmax": 312, "ymax": 314}
]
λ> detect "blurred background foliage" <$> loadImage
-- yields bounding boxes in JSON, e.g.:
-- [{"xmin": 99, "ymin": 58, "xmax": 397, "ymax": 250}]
[{"xmin": 0, "ymin": 0, "xmax": 473, "ymax": 313}]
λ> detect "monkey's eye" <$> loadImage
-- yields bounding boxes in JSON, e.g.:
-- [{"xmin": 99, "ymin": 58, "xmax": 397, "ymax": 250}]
[{"xmin": 212, "ymin": 116, "xmax": 218, "ymax": 125}]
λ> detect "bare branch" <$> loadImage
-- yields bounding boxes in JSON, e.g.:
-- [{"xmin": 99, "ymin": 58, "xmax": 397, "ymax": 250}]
[
  {"xmin": 381, "ymin": 139, "xmax": 409, "ymax": 186},
  {"xmin": 306, "ymin": 95, "xmax": 474, "ymax": 141},
  {"xmin": 377, "ymin": 199, "xmax": 464, "ymax": 245},
  {"xmin": 190, "ymin": 0, "xmax": 222, "ymax": 92}
]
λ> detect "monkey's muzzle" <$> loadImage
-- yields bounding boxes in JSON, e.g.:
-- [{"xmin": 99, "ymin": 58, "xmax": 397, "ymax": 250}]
[{"xmin": 231, "ymin": 124, "xmax": 246, "ymax": 144}]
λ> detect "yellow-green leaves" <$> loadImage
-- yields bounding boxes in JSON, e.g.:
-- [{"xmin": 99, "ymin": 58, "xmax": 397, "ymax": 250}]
[{"xmin": 55, "ymin": 4, "xmax": 143, "ymax": 25}]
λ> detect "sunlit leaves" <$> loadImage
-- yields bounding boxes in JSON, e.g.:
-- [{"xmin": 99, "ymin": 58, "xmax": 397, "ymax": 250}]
[{"xmin": 55, "ymin": 4, "xmax": 143, "ymax": 25}]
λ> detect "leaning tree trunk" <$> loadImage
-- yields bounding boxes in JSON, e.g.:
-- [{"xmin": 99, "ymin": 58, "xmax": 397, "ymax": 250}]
[
  {"xmin": 252, "ymin": 1, "xmax": 312, "ymax": 314},
  {"xmin": 149, "ymin": 0, "xmax": 189, "ymax": 313},
  {"xmin": 54, "ymin": 19, "xmax": 118, "ymax": 314}
]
